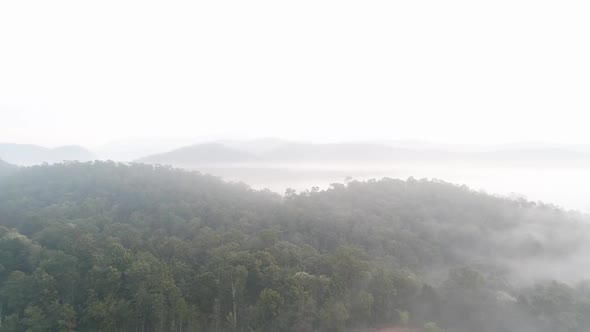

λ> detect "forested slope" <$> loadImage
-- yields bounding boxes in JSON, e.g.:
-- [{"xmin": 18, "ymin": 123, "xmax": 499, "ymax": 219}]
[
  {"xmin": 0, "ymin": 162, "xmax": 589, "ymax": 332},
  {"xmin": 0, "ymin": 159, "xmax": 16, "ymax": 176}
]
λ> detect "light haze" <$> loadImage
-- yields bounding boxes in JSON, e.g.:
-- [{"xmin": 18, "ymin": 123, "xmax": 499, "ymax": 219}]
[
  {"xmin": 3, "ymin": 3, "xmax": 590, "ymax": 331},
  {"xmin": 1, "ymin": 0, "xmax": 589, "ymax": 146}
]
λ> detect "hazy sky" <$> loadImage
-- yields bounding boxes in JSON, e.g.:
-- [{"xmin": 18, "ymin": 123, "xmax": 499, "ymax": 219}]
[{"xmin": 1, "ymin": 0, "xmax": 589, "ymax": 147}]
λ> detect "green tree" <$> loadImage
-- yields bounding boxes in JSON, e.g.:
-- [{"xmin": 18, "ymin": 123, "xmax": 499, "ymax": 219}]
[
  {"xmin": 48, "ymin": 301, "xmax": 77, "ymax": 332},
  {"xmin": 23, "ymin": 305, "xmax": 50, "ymax": 332},
  {"xmin": 256, "ymin": 288, "xmax": 283, "ymax": 327},
  {"xmin": 1, "ymin": 271, "xmax": 32, "ymax": 314},
  {"xmin": 320, "ymin": 300, "xmax": 349, "ymax": 332}
]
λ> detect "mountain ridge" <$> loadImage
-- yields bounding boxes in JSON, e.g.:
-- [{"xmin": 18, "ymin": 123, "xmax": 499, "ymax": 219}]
[
  {"xmin": 137, "ymin": 142, "xmax": 260, "ymax": 164},
  {"xmin": 0, "ymin": 143, "xmax": 95, "ymax": 166},
  {"xmin": 136, "ymin": 141, "xmax": 590, "ymax": 165}
]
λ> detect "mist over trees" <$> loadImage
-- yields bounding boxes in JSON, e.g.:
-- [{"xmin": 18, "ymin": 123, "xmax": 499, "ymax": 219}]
[
  {"xmin": 0, "ymin": 162, "xmax": 590, "ymax": 331},
  {"xmin": 0, "ymin": 144, "xmax": 94, "ymax": 166},
  {"xmin": 0, "ymin": 159, "xmax": 16, "ymax": 176}
]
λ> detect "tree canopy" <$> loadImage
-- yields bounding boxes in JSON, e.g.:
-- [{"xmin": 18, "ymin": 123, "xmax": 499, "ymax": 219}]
[{"xmin": 0, "ymin": 161, "xmax": 589, "ymax": 332}]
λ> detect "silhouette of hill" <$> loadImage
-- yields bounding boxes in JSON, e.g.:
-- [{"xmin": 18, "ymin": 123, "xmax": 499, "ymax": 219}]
[
  {"xmin": 135, "ymin": 140, "xmax": 590, "ymax": 166},
  {"xmin": 217, "ymin": 138, "xmax": 290, "ymax": 155},
  {"xmin": 138, "ymin": 143, "xmax": 259, "ymax": 164},
  {"xmin": 0, "ymin": 143, "xmax": 95, "ymax": 165}
]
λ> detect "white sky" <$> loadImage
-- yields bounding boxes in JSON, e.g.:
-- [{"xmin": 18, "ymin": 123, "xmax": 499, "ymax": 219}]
[{"xmin": 0, "ymin": 0, "xmax": 589, "ymax": 147}]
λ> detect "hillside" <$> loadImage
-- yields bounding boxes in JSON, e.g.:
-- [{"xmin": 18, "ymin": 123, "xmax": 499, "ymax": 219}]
[
  {"xmin": 0, "ymin": 158, "xmax": 12, "ymax": 168},
  {"xmin": 138, "ymin": 143, "xmax": 259, "ymax": 164},
  {"xmin": 0, "ymin": 143, "xmax": 95, "ymax": 166},
  {"xmin": 0, "ymin": 162, "xmax": 589, "ymax": 331},
  {"xmin": 0, "ymin": 158, "xmax": 16, "ymax": 176}
]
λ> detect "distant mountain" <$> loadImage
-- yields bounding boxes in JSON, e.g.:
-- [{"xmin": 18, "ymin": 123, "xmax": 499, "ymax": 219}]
[
  {"xmin": 138, "ymin": 143, "xmax": 259, "ymax": 164},
  {"xmin": 263, "ymin": 142, "xmax": 590, "ymax": 163},
  {"xmin": 0, "ymin": 143, "xmax": 95, "ymax": 166},
  {"xmin": 138, "ymin": 142, "xmax": 419, "ymax": 164},
  {"xmin": 261, "ymin": 142, "xmax": 396, "ymax": 162},
  {"xmin": 470, "ymin": 148, "xmax": 590, "ymax": 162},
  {"xmin": 260, "ymin": 142, "xmax": 454, "ymax": 162},
  {"xmin": 95, "ymin": 138, "xmax": 199, "ymax": 161},
  {"xmin": 380, "ymin": 139, "xmax": 484, "ymax": 152},
  {"xmin": 217, "ymin": 138, "xmax": 291, "ymax": 155},
  {"xmin": 135, "ymin": 139, "xmax": 590, "ymax": 166}
]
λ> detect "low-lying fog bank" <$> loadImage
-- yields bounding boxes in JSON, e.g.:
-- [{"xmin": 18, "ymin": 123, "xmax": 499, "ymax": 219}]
[{"xmin": 181, "ymin": 161, "xmax": 590, "ymax": 214}]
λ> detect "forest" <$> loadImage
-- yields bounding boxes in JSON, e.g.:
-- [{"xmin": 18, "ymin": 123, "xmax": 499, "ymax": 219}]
[{"xmin": 1, "ymin": 161, "xmax": 589, "ymax": 332}]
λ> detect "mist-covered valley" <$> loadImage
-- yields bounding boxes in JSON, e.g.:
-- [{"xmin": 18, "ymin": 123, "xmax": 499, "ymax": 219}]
[
  {"xmin": 3, "ymin": 139, "xmax": 590, "ymax": 213},
  {"xmin": 188, "ymin": 160, "xmax": 590, "ymax": 214},
  {"xmin": 132, "ymin": 139, "xmax": 590, "ymax": 213}
]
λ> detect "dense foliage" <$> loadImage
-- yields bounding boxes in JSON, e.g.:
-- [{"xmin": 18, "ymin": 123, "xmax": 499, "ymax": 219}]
[{"xmin": 0, "ymin": 162, "xmax": 589, "ymax": 332}]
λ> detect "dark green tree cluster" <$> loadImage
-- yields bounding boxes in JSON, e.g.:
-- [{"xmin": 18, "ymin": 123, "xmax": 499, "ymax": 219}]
[{"xmin": 0, "ymin": 161, "xmax": 589, "ymax": 332}]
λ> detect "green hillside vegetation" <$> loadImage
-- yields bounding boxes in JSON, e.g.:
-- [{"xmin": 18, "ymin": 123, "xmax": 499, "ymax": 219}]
[{"xmin": 0, "ymin": 162, "xmax": 589, "ymax": 332}]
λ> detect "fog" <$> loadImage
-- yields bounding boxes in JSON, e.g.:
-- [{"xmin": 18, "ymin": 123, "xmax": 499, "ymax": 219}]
[
  {"xmin": 193, "ymin": 160, "xmax": 590, "ymax": 213},
  {"xmin": 123, "ymin": 139, "xmax": 590, "ymax": 213},
  {"xmin": 4, "ymin": 139, "xmax": 590, "ymax": 212},
  {"xmin": 2, "ymin": 1, "xmax": 590, "ymax": 147},
  {"xmin": 2, "ymin": 0, "xmax": 590, "ymax": 330}
]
